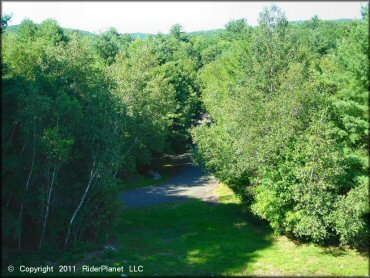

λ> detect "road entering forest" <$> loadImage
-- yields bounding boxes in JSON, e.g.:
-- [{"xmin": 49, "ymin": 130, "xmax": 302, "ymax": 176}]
[{"xmin": 120, "ymin": 153, "xmax": 219, "ymax": 208}]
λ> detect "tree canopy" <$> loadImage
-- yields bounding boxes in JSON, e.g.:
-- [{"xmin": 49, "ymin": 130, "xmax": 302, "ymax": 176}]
[{"xmin": 1, "ymin": 5, "xmax": 368, "ymax": 258}]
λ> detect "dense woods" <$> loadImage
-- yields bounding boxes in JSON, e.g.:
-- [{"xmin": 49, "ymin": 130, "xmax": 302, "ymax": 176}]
[
  {"xmin": 192, "ymin": 6, "xmax": 369, "ymax": 249},
  {"xmin": 1, "ymin": 4, "xmax": 368, "ymax": 262}
]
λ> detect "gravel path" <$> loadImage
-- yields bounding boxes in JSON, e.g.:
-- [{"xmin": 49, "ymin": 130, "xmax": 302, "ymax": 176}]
[{"xmin": 120, "ymin": 153, "xmax": 219, "ymax": 208}]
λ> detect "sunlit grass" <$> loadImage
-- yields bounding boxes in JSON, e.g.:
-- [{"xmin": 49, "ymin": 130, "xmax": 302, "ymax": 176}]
[
  {"xmin": 7, "ymin": 183, "xmax": 367, "ymax": 277},
  {"xmin": 98, "ymin": 183, "xmax": 367, "ymax": 276}
]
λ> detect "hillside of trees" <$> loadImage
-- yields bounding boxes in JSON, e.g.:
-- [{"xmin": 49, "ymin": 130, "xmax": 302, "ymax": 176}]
[
  {"xmin": 6, "ymin": 17, "xmax": 354, "ymax": 39},
  {"xmin": 1, "ymin": 5, "xmax": 368, "ymax": 262}
]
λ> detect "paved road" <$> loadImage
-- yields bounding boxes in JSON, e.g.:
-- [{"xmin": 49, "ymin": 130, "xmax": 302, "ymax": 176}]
[{"xmin": 120, "ymin": 154, "xmax": 219, "ymax": 208}]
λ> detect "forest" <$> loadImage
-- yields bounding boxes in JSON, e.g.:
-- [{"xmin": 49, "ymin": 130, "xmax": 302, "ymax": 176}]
[{"xmin": 1, "ymin": 4, "xmax": 368, "ymax": 271}]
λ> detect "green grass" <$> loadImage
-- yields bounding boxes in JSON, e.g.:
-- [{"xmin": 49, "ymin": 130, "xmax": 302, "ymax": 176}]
[
  {"xmin": 6, "ymin": 184, "xmax": 368, "ymax": 277},
  {"xmin": 82, "ymin": 184, "xmax": 368, "ymax": 276}
]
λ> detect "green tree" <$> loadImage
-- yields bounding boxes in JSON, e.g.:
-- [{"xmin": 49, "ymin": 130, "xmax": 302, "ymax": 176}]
[
  {"xmin": 94, "ymin": 28, "xmax": 132, "ymax": 65},
  {"xmin": 191, "ymin": 5, "xmax": 368, "ymax": 249},
  {"xmin": 1, "ymin": 14, "xmax": 11, "ymax": 33},
  {"xmin": 170, "ymin": 23, "xmax": 188, "ymax": 42},
  {"xmin": 221, "ymin": 18, "xmax": 251, "ymax": 41}
]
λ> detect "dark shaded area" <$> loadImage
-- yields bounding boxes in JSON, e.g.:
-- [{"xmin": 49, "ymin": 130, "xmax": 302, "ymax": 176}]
[
  {"xmin": 320, "ymin": 247, "xmax": 347, "ymax": 257},
  {"xmin": 121, "ymin": 153, "xmax": 217, "ymax": 208}
]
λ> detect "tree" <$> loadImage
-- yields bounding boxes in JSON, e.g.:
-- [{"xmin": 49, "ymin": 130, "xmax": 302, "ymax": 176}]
[
  {"xmin": 170, "ymin": 23, "xmax": 188, "ymax": 42},
  {"xmin": 37, "ymin": 18, "xmax": 68, "ymax": 45},
  {"xmin": 191, "ymin": 5, "xmax": 369, "ymax": 249},
  {"xmin": 94, "ymin": 28, "xmax": 132, "ymax": 65},
  {"xmin": 222, "ymin": 19, "xmax": 251, "ymax": 41},
  {"xmin": 318, "ymin": 12, "xmax": 369, "ymax": 248},
  {"xmin": 1, "ymin": 14, "xmax": 11, "ymax": 33}
]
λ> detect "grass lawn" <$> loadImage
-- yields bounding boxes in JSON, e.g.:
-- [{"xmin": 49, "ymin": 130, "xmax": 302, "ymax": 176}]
[
  {"xmin": 6, "ymin": 184, "xmax": 367, "ymax": 277},
  {"xmin": 89, "ymin": 184, "xmax": 368, "ymax": 276}
]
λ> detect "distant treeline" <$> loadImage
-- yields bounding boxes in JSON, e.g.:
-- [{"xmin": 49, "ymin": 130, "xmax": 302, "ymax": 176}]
[{"xmin": 5, "ymin": 17, "xmax": 353, "ymax": 38}]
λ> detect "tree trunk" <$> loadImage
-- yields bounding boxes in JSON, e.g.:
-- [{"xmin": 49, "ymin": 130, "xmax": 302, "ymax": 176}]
[
  {"xmin": 39, "ymin": 163, "xmax": 57, "ymax": 250},
  {"xmin": 17, "ymin": 133, "xmax": 36, "ymax": 251},
  {"xmin": 113, "ymin": 137, "xmax": 138, "ymax": 178},
  {"xmin": 3, "ymin": 126, "xmax": 15, "ymax": 158},
  {"xmin": 64, "ymin": 162, "xmax": 97, "ymax": 249}
]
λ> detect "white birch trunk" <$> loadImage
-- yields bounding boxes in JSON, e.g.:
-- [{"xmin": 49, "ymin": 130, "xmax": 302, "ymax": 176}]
[
  {"xmin": 39, "ymin": 164, "xmax": 56, "ymax": 250},
  {"xmin": 64, "ymin": 162, "xmax": 97, "ymax": 249},
  {"xmin": 17, "ymin": 134, "xmax": 36, "ymax": 250}
]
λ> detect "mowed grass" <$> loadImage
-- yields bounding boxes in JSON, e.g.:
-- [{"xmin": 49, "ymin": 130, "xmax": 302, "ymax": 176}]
[
  {"xmin": 6, "ymin": 184, "xmax": 367, "ymax": 277},
  {"xmin": 93, "ymin": 184, "xmax": 368, "ymax": 276}
]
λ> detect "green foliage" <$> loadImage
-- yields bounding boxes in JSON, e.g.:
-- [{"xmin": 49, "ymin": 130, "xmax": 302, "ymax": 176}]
[
  {"xmin": 222, "ymin": 19, "xmax": 251, "ymax": 41},
  {"xmin": 170, "ymin": 23, "xmax": 188, "ymax": 42},
  {"xmin": 94, "ymin": 28, "xmax": 133, "ymax": 65},
  {"xmin": 252, "ymin": 113, "xmax": 346, "ymax": 242},
  {"xmin": 37, "ymin": 18, "xmax": 69, "ymax": 45},
  {"xmin": 2, "ymin": 4, "xmax": 368, "ymax": 260},
  {"xmin": 319, "ymin": 14, "xmax": 369, "ymax": 248},
  {"xmin": 2, "ymin": 16, "xmax": 205, "ymax": 255},
  {"xmin": 192, "ymin": 5, "xmax": 369, "ymax": 249},
  {"xmin": 2, "ymin": 19, "xmax": 149, "ymax": 253},
  {"xmin": 1, "ymin": 14, "xmax": 11, "ymax": 33},
  {"xmin": 41, "ymin": 127, "xmax": 74, "ymax": 161},
  {"xmin": 110, "ymin": 39, "xmax": 177, "ymax": 163}
]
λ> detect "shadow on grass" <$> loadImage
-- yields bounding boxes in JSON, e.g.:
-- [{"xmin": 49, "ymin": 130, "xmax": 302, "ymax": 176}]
[
  {"xmin": 320, "ymin": 247, "xmax": 347, "ymax": 257},
  {"xmin": 106, "ymin": 199, "xmax": 274, "ymax": 276}
]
